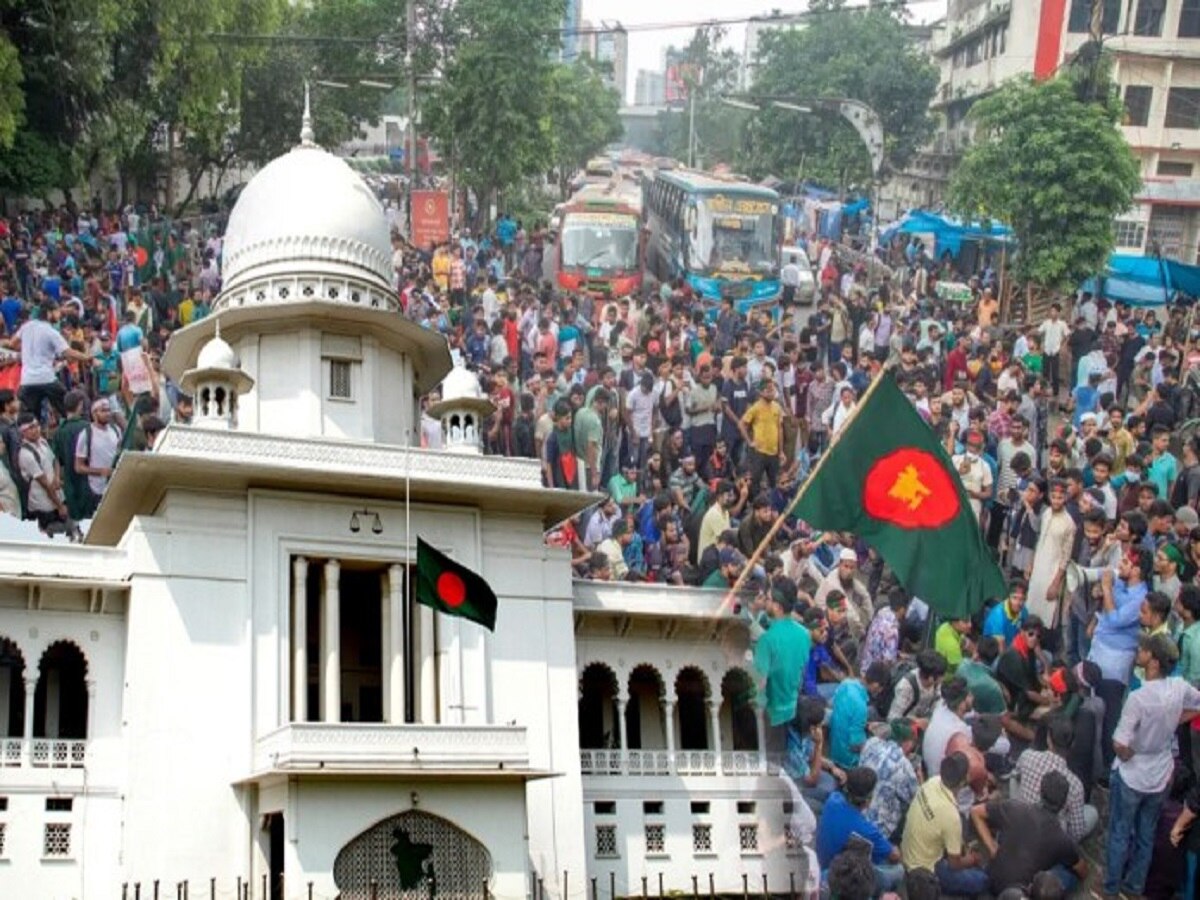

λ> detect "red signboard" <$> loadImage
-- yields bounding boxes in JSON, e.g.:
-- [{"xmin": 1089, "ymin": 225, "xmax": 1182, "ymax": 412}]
[{"xmin": 411, "ymin": 190, "xmax": 450, "ymax": 249}]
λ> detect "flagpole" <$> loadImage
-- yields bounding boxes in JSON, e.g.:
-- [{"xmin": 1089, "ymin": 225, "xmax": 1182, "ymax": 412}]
[{"xmin": 716, "ymin": 367, "xmax": 895, "ymax": 616}]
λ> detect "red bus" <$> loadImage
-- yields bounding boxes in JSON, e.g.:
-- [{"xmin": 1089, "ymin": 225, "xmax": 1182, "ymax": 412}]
[{"xmin": 555, "ymin": 179, "xmax": 644, "ymax": 300}]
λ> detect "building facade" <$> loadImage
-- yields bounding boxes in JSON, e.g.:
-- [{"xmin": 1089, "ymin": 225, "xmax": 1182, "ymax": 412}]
[
  {"xmin": 885, "ymin": 0, "xmax": 1200, "ymax": 260},
  {"xmin": 0, "ymin": 110, "xmax": 797, "ymax": 900}
]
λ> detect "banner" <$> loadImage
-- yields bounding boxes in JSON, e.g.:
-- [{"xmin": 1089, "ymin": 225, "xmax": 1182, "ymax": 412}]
[{"xmin": 410, "ymin": 190, "xmax": 450, "ymax": 250}]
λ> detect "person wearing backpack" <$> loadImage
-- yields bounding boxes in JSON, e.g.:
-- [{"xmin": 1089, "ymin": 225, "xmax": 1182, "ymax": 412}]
[
  {"xmin": 73, "ymin": 397, "xmax": 122, "ymax": 517},
  {"xmin": 883, "ymin": 649, "xmax": 948, "ymax": 724},
  {"xmin": 51, "ymin": 389, "xmax": 89, "ymax": 521}
]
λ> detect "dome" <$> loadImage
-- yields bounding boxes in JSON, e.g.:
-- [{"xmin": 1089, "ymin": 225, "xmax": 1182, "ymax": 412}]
[
  {"xmin": 219, "ymin": 145, "xmax": 393, "ymax": 293},
  {"xmin": 196, "ymin": 333, "xmax": 238, "ymax": 370},
  {"xmin": 438, "ymin": 365, "xmax": 485, "ymax": 403}
]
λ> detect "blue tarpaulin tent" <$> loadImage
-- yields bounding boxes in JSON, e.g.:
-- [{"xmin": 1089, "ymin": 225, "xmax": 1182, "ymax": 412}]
[
  {"xmin": 880, "ymin": 210, "xmax": 1014, "ymax": 259},
  {"xmin": 1083, "ymin": 253, "xmax": 1200, "ymax": 306}
]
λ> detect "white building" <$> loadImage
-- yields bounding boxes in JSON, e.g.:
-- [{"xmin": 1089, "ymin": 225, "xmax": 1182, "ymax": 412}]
[
  {"xmin": 0, "ymin": 103, "xmax": 798, "ymax": 900},
  {"xmin": 885, "ymin": 0, "xmax": 1200, "ymax": 259}
]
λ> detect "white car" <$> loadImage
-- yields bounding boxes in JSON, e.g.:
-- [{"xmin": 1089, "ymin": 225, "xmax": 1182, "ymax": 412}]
[{"xmin": 780, "ymin": 245, "xmax": 817, "ymax": 305}]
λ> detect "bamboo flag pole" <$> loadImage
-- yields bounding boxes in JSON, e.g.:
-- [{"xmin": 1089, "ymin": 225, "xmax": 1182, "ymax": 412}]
[{"xmin": 716, "ymin": 366, "xmax": 895, "ymax": 617}]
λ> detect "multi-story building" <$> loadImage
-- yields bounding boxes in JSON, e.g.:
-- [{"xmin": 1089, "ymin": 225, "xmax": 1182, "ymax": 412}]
[
  {"xmin": 1, "ymin": 107, "xmax": 798, "ymax": 900},
  {"xmin": 596, "ymin": 26, "xmax": 630, "ymax": 104},
  {"xmin": 885, "ymin": 0, "xmax": 1200, "ymax": 261},
  {"xmin": 740, "ymin": 13, "xmax": 813, "ymax": 89},
  {"xmin": 634, "ymin": 70, "xmax": 667, "ymax": 106},
  {"xmin": 562, "ymin": 0, "xmax": 582, "ymax": 62}
]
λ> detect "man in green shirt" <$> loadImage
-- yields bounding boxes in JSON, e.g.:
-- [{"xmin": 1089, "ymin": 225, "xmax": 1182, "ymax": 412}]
[
  {"xmin": 50, "ymin": 389, "xmax": 90, "ymax": 521},
  {"xmin": 934, "ymin": 617, "xmax": 973, "ymax": 674},
  {"xmin": 702, "ymin": 547, "xmax": 744, "ymax": 589},
  {"xmin": 606, "ymin": 460, "xmax": 643, "ymax": 510},
  {"xmin": 957, "ymin": 636, "xmax": 1008, "ymax": 716},
  {"xmin": 1178, "ymin": 585, "xmax": 1200, "ymax": 685},
  {"xmin": 754, "ymin": 588, "xmax": 812, "ymax": 766}
]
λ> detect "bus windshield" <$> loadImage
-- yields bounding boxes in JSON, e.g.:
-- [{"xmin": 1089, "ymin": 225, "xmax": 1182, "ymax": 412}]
[
  {"xmin": 689, "ymin": 196, "xmax": 777, "ymax": 276},
  {"xmin": 561, "ymin": 213, "xmax": 639, "ymax": 273}
]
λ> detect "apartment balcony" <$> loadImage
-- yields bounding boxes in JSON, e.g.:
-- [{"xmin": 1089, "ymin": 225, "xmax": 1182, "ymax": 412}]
[
  {"xmin": 579, "ymin": 748, "xmax": 771, "ymax": 777},
  {"xmin": 0, "ymin": 738, "xmax": 87, "ymax": 769},
  {"xmin": 247, "ymin": 722, "xmax": 541, "ymax": 782}
]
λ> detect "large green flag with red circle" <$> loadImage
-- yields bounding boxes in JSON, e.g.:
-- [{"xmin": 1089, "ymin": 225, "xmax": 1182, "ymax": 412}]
[
  {"xmin": 794, "ymin": 371, "xmax": 1007, "ymax": 620},
  {"xmin": 416, "ymin": 538, "xmax": 498, "ymax": 631}
]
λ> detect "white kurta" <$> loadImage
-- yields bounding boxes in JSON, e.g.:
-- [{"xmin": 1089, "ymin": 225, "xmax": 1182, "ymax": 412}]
[{"xmin": 1026, "ymin": 507, "xmax": 1077, "ymax": 626}]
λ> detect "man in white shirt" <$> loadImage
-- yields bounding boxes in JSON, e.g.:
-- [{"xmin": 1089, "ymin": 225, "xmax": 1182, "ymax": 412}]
[
  {"xmin": 952, "ymin": 430, "xmax": 993, "ymax": 521},
  {"xmin": 1106, "ymin": 633, "xmax": 1200, "ymax": 897},
  {"xmin": 6, "ymin": 301, "xmax": 92, "ymax": 421},
  {"xmin": 16, "ymin": 413, "xmax": 67, "ymax": 532},
  {"xmin": 74, "ymin": 398, "xmax": 122, "ymax": 514},
  {"xmin": 1038, "ymin": 303, "xmax": 1070, "ymax": 397},
  {"xmin": 922, "ymin": 677, "xmax": 972, "ymax": 779}
]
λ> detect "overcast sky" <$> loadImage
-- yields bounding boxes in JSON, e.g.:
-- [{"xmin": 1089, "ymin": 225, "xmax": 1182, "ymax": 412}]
[{"xmin": 582, "ymin": 0, "xmax": 948, "ymax": 102}]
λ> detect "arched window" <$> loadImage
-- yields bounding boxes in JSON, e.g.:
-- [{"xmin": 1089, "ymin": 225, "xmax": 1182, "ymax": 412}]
[
  {"xmin": 721, "ymin": 668, "xmax": 758, "ymax": 751},
  {"xmin": 578, "ymin": 663, "xmax": 618, "ymax": 749},
  {"xmin": 625, "ymin": 664, "xmax": 664, "ymax": 750},
  {"xmin": 674, "ymin": 667, "xmax": 710, "ymax": 751},
  {"xmin": 0, "ymin": 637, "xmax": 25, "ymax": 738},
  {"xmin": 34, "ymin": 642, "xmax": 88, "ymax": 739}
]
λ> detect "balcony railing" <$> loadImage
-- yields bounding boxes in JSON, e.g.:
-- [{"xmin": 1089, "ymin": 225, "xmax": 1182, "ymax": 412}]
[
  {"xmin": 0, "ymin": 738, "xmax": 87, "ymax": 768},
  {"xmin": 579, "ymin": 749, "xmax": 769, "ymax": 776},
  {"xmin": 253, "ymin": 722, "xmax": 530, "ymax": 776}
]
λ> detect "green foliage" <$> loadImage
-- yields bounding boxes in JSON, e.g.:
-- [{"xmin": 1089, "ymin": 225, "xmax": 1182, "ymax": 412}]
[
  {"xmin": 423, "ymin": 0, "xmax": 566, "ymax": 211},
  {"xmin": 651, "ymin": 26, "xmax": 747, "ymax": 167},
  {"xmin": 0, "ymin": 32, "xmax": 22, "ymax": 149},
  {"xmin": 0, "ymin": 130, "xmax": 75, "ymax": 200},
  {"xmin": 547, "ymin": 59, "xmax": 623, "ymax": 196},
  {"xmin": 743, "ymin": 0, "xmax": 938, "ymax": 186},
  {"xmin": 947, "ymin": 66, "xmax": 1141, "ymax": 289}
]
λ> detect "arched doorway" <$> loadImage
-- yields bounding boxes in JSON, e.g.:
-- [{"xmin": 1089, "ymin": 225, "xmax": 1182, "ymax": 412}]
[
  {"xmin": 0, "ymin": 637, "xmax": 24, "ymax": 739},
  {"xmin": 674, "ymin": 667, "xmax": 710, "ymax": 751},
  {"xmin": 721, "ymin": 668, "xmax": 758, "ymax": 751},
  {"xmin": 624, "ymin": 664, "xmax": 664, "ymax": 750},
  {"xmin": 332, "ymin": 809, "xmax": 492, "ymax": 899},
  {"xmin": 578, "ymin": 662, "xmax": 618, "ymax": 749},
  {"xmin": 34, "ymin": 642, "xmax": 88, "ymax": 740}
]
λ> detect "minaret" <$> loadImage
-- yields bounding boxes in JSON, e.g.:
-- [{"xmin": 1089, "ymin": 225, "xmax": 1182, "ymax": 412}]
[
  {"xmin": 300, "ymin": 80, "xmax": 316, "ymax": 147},
  {"xmin": 426, "ymin": 366, "xmax": 496, "ymax": 454},
  {"xmin": 179, "ymin": 321, "xmax": 255, "ymax": 430}
]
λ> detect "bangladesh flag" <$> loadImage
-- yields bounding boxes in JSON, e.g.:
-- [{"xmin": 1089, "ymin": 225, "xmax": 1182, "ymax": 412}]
[
  {"xmin": 416, "ymin": 538, "xmax": 498, "ymax": 631},
  {"xmin": 794, "ymin": 371, "xmax": 1007, "ymax": 620}
]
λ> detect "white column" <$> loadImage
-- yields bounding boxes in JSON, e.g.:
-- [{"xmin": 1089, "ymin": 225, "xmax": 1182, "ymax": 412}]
[
  {"xmin": 321, "ymin": 560, "xmax": 341, "ymax": 723},
  {"xmin": 708, "ymin": 701, "xmax": 722, "ymax": 757},
  {"xmin": 387, "ymin": 565, "xmax": 406, "ymax": 724},
  {"xmin": 663, "ymin": 698, "xmax": 677, "ymax": 774},
  {"xmin": 292, "ymin": 557, "xmax": 308, "ymax": 722},
  {"xmin": 418, "ymin": 603, "xmax": 436, "ymax": 723},
  {"xmin": 21, "ymin": 675, "xmax": 35, "ymax": 765}
]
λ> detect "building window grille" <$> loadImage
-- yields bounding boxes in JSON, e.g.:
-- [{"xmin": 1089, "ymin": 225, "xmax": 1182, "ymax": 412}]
[
  {"xmin": 739, "ymin": 823, "xmax": 759, "ymax": 854},
  {"xmin": 329, "ymin": 360, "xmax": 352, "ymax": 399},
  {"xmin": 692, "ymin": 823, "xmax": 713, "ymax": 853},
  {"xmin": 1124, "ymin": 85, "xmax": 1152, "ymax": 127},
  {"xmin": 44, "ymin": 823, "xmax": 71, "ymax": 857},
  {"xmin": 1114, "ymin": 220, "xmax": 1147, "ymax": 248},
  {"xmin": 645, "ymin": 823, "xmax": 666, "ymax": 854},
  {"xmin": 595, "ymin": 824, "xmax": 618, "ymax": 858},
  {"xmin": 0, "ymin": 822, "xmax": 6, "ymax": 856},
  {"xmin": 1166, "ymin": 87, "xmax": 1200, "ymax": 129}
]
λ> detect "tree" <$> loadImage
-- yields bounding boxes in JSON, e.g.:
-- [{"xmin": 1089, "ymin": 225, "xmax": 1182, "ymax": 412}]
[
  {"xmin": 423, "ymin": 0, "xmax": 565, "ymax": 220},
  {"xmin": 0, "ymin": 33, "xmax": 22, "ymax": 150},
  {"xmin": 651, "ymin": 26, "xmax": 746, "ymax": 168},
  {"xmin": 547, "ymin": 59, "xmax": 622, "ymax": 197},
  {"xmin": 947, "ymin": 64, "xmax": 1141, "ymax": 290},
  {"xmin": 743, "ymin": 0, "xmax": 938, "ymax": 188}
]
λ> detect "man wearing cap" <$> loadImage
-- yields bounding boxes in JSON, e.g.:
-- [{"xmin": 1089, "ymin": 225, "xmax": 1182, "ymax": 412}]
[
  {"xmin": 739, "ymin": 378, "xmax": 785, "ymax": 499},
  {"xmin": 1107, "ymin": 633, "xmax": 1200, "ymax": 899},
  {"xmin": 703, "ymin": 546, "xmax": 744, "ymax": 589},
  {"xmin": 952, "ymin": 429, "xmax": 993, "ymax": 522},
  {"xmin": 1154, "ymin": 542, "xmax": 1184, "ymax": 601},
  {"xmin": 902, "ymin": 752, "xmax": 989, "ymax": 895},
  {"xmin": 813, "ymin": 546, "xmax": 872, "ymax": 638},
  {"xmin": 753, "ymin": 588, "xmax": 811, "ymax": 765},
  {"xmin": 972, "ymin": 770, "xmax": 1088, "ymax": 894}
]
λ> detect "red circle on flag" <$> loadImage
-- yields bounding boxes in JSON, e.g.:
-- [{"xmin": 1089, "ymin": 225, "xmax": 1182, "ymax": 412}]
[
  {"xmin": 862, "ymin": 448, "xmax": 961, "ymax": 530},
  {"xmin": 436, "ymin": 571, "xmax": 467, "ymax": 607},
  {"xmin": 133, "ymin": 246, "xmax": 149, "ymax": 268}
]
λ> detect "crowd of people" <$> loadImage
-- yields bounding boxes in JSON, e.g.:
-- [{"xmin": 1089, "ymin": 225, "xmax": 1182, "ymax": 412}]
[
  {"xmin": 404, "ymin": 225, "xmax": 1200, "ymax": 898},
  {"xmin": 12, "ymin": 188, "xmax": 1200, "ymax": 897}
]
